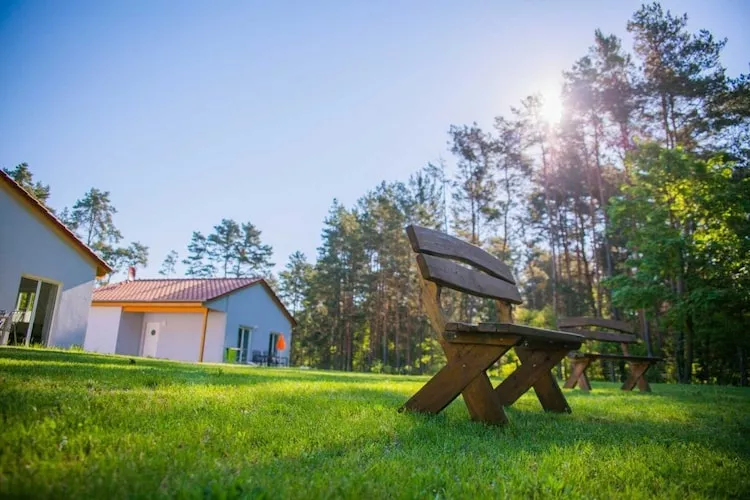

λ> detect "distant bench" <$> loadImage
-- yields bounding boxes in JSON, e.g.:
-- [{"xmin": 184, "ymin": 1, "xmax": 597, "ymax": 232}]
[{"xmin": 558, "ymin": 317, "xmax": 661, "ymax": 392}]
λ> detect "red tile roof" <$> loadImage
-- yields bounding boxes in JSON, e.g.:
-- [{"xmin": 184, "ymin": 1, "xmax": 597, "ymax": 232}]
[
  {"xmin": 0, "ymin": 169, "xmax": 112, "ymax": 277},
  {"xmin": 93, "ymin": 278, "xmax": 262, "ymax": 302}
]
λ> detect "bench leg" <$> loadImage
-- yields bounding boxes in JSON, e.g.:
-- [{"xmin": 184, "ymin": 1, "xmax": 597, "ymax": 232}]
[
  {"xmin": 622, "ymin": 361, "xmax": 652, "ymax": 392},
  {"xmin": 564, "ymin": 358, "xmax": 592, "ymax": 392},
  {"xmin": 495, "ymin": 347, "xmax": 572, "ymax": 413},
  {"xmin": 401, "ymin": 344, "xmax": 510, "ymax": 425}
]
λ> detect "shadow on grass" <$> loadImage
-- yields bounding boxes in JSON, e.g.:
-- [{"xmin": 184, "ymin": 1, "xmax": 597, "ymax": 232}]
[{"xmin": 2, "ymin": 347, "xmax": 750, "ymax": 498}]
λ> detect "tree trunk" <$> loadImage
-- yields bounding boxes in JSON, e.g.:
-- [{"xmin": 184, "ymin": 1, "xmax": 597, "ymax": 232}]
[
  {"xmin": 683, "ymin": 313, "xmax": 694, "ymax": 384},
  {"xmin": 559, "ymin": 209, "xmax": 573, "ymax": 316},
  {"xmin": 577, "ymin": 210, "xmax": 597, "ymax": 315}
]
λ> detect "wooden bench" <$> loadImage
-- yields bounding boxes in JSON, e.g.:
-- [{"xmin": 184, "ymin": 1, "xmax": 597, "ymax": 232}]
[
  {"xmin": 399, "ymin": 225, "xmax": 583, "ymax": 425},
  {"xmin": 558, "ymin": 317, "xmax": 661, "ymax": 392}
]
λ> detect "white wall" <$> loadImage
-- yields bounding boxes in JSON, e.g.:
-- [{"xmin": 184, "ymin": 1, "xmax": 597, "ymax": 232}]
[
  {"xmin": 115, "ymin": 312, "xmax": 143, "ymax": 356},
  {"xmin": 208, "ymin": 283, "xmax": 293, "ymax": 362},
  {"xmin": 84, "ymin": 307, "xmax": 122, "ymax": 354},
  {"xmin": 0, "ymin": 183, "xmax": 99, "ymax": 347},
  {"xmin": 202, "ymin": 312, "xmax": 227, "ymax": 363},
  {"xmin": 143, "ymin": 312, "xmax": 203, "ymax": 362}
]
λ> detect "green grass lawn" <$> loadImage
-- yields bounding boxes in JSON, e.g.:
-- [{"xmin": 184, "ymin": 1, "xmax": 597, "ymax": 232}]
[{"xmin": 1, "ymin": 348, "xmax": 748, "ymax": 499}]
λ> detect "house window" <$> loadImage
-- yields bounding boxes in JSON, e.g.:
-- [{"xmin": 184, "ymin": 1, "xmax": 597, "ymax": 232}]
[{"xmin": 237, "ymin": 326, "xmax": 253, "ymax": 363}]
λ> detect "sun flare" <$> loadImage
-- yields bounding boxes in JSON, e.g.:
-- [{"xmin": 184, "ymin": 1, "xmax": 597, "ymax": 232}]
[{"xmin": 539, "ymin": 89, "xmax": 564, "ymax": 124}]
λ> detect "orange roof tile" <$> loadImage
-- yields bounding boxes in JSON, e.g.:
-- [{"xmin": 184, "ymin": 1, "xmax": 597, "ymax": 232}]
[{"xmin": 93, "ymin": 278, "xmax": 262, "ymax": 302}]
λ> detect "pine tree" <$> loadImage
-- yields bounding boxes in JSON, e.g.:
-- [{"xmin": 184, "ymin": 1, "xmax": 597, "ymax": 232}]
[
  {"xmin": 3, "ymin": 163, "xmax": 51, "ymax": 207},
  {"xmin": 159, "ymin": 250, "xmax": 179, "ymax": 277},
  {"xmin": 183, "ymin": 231, "xmax": 215, "ymax": 277}
]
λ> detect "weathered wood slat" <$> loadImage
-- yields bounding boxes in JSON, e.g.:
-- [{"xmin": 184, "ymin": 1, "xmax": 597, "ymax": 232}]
[
  {"xmin": 621, "ymin": 361, "xmax": 652, "ymax": 392},
  {"xmin": 417, "ymin": 254, "xmax": 523, "ymax": 304},
  {"xmin": 516, "ymin": 347, "xmax": 573, "ymax": 412},
  {"xmin": 444, "ymin": 322, "xmax": 583, "ymax": 348},
  {"xmin": 495, "ymin": 348, "xmax": 570, "ymax": 410},
  {"xmin": 476, "ymin": 323, "xmax": 583, "ymax": 346},
  {"xmin": 445, "ymin": 322, "xmax": 479, "ymax": 333},
  {"xmin": 406, "ymin": 225, "xmax": 516, "ymax": 284},
  {"xmin": 571, "ymin": 353, "xmax": 661, "ymax": 362},
  {"xmin": 400, "ymin": 344, "xmax": 509, "ymax": 416},
  {"xmin": 564, "ymin": 358, "xmax": 592, "ymax": 391},
  {"xmin": 557, "ymin": 316, "xmax": 634, "ymax": 333},
  {"xmin": 444, "ymin": 331, "xmax": 522, "ymax": 346},
  {"xmin": 562, "ymin": 328, "xmax": 638, "ymax": 344},
  {"xmin": 416, "ymin": 272, "xmax": 508, "ymax": 423}
]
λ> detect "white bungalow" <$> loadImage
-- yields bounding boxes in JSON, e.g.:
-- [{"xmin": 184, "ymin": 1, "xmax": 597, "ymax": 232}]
[{"xmin": 84, "ymin": 277, "xmax": 295, "ymax": 364}]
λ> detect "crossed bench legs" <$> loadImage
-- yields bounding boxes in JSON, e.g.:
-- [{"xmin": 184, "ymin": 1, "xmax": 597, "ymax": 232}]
[
  {"xmin": 400, "ymin": 343, "xmax": 572, "ymax": 425},
  {"xmin": 564, "ymin": 357, "xmax": 653, "ymax": 392}
]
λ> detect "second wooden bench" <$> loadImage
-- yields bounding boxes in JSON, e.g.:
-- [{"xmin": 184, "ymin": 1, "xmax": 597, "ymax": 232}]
[{"xmin": 557, "ymin": 317, "xmax": 661, "ymax": 392}]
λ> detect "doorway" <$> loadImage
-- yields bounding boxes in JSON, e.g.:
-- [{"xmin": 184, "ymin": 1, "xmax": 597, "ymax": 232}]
[
  {"xmin": 237, "ymin": 326, "xmax": 253, "ymax": 363},
  {"xmin": 142, "ymin": 322, "xmax": 160, "ymax": 357},
  {"xmin": 9, "ymin": 276, "xmax": 59, "ymax": 346}
]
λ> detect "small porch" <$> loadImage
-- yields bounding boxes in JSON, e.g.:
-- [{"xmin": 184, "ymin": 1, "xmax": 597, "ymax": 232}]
[{"xmin": 224, "ymin": 329, "xmax": 289, "ymax": 366}]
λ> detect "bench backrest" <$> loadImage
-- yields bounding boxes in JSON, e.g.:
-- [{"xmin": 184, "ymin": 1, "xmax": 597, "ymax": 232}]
[
  {"xmin": 557, "ymin": 316, "xmax": 637, "ymax": 344},
  {"xmin": 406, "ymin": 225, "xmax": 522, "ymax": 306}
]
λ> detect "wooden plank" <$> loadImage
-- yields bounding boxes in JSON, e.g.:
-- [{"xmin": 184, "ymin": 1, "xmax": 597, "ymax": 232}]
[
  {"xmin": 622, "ymin": 361, "xmax": 652, "ymax": 392},
  {"xmin": 400, "ymin": 343, "xmax": 509, "ymax": 416},
  {"xmin": 406, "ymin": 225, "xmax": 516, "ymax": 284},
  {"xmin": 515, "ymin": 347, "xmax": 573, "ymax": 412},
  {"xmin": 557, "ymin": 316, "xmax": 634, "ymax": 334},
  {"xmin": 572, "ymin": 353, "xmax": 661, "ymax": 362},
  {"xmin": 562, "ymin": 328, "xmax": 638, "ymax": 344},
  {"xmin": 445, "ymin": 322, "xmax": 479, "ymax": 333},
  {"xmin": 416, "ymin": 272, "xmax": 508, "ymax": 424},
  {"xmin": 417, "ymin": 254, "xmax": 523, "ymax": 304},
  {"xmin": 477, "ymin": 323, "xmax": 583, "ymax": 346},
  {"xmin": 495, "ymin": 348, "xmax": 569, "ymax": 409},
  {"xmin": 564, "ymin": 358, "xmax": 592, "ymax": 391},
  {"xmin": 495, "ymin": 300, "xmax": 513, "ymax": 323},
  {"xmin": 446, "ymin": 322, "xmax": 583, "ymax": 347},
  {"xmin": 444, "ymin": 331, "xmax": 521, "ymax": 347}
]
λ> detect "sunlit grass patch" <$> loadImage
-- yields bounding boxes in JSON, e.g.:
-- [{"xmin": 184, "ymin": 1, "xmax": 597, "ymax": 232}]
[{"xmin": 0, "ymin": 347, "xmax": 748, "ymax": 499}]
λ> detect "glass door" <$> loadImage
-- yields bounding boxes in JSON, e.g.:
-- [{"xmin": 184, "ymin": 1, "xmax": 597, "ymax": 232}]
[
  {"xmin": 237, "ymin": 326, "xmax": 253, "ymax": 363},
  {"xmin": 11, "ymin": 277, "xmax": 59, "ymax": 346}
]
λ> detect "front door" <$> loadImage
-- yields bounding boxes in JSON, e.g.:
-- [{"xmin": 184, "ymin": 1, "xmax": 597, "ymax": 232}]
[{"xmin": 142, "ymin": 322, "xmax": 160, "ymax": 357}]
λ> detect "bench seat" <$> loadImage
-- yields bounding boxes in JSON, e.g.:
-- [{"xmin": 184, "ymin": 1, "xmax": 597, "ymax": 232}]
[
  {"xmin": 571, "ymin": 352, "xmax": 662, "ymax": 363},
  {"xmin": 445, "ymin": 322, "xmax": 583, "ymax": 349}
]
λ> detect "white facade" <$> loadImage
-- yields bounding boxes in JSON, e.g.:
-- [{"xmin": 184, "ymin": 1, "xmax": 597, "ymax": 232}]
[
  {"xmin": 0, "ymin": 177, "xmax": 105, "ymax": 347},
  {"xmin": 84, "ymin": 282, "xmax": 293, "ymax": 364},
  {"xmin": 84, "ymin": 306, "xmax": 123, "ymax": 353}
]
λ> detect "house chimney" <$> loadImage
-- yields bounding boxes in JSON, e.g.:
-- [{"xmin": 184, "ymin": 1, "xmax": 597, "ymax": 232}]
[{"xmin": 127, "ymin": 266, "xmax": 136, "ymax": 281}]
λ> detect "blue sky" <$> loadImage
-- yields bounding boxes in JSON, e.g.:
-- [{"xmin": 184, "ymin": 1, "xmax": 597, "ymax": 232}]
[{"xmin": 2, "ymin": 0, "xmax": 748, "ymax": 278}]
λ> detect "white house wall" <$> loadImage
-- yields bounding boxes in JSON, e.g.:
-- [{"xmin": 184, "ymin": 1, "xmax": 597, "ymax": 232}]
[
  {"xmin": 0, "ymin": 184, "xmax": 99, "ymax": 347},
  {"xmin": 115, "ymin": 312, "xmax": 143, "ymax": 356},
  {"xmin": 84, "ymin": 307, "xmax": 122, "ymax": 354},
  {"xmin": 143, "ymin": 312, "xmax": 202, "ymax": 362},
  {"xmin": 208, "ymin": 284, "xmax": 293, "ymax": 361},
  {"xmin": 202, "ymin": 311, "xmax": 227, "ymax": 363}
]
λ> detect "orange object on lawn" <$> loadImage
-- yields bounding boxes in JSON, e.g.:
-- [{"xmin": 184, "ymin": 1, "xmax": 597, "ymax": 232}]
[{"xmin": 276, "ymin": 334, "xmax": 286, "ymax": 351}]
